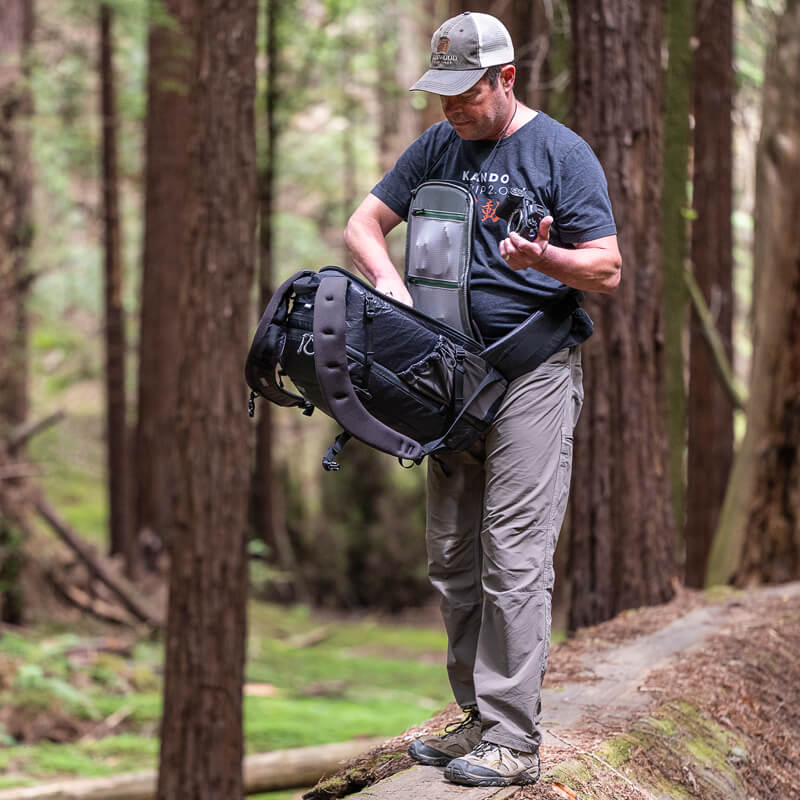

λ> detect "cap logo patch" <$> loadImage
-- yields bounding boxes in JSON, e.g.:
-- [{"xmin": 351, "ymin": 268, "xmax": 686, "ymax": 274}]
[{"xmin": 432, "ymin": 35, "xmax": 459, "ymax": 66}]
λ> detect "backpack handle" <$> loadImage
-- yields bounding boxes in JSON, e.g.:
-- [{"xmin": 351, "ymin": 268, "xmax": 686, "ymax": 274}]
[{"xmin": 245, "ymin": 269, "xmax": 316, "ymax": 409}]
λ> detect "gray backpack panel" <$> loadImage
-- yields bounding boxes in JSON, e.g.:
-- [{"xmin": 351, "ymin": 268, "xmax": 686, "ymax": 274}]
[{"xmin": 405, "ymin": 180, "xmax": 476, "ymax": 339}]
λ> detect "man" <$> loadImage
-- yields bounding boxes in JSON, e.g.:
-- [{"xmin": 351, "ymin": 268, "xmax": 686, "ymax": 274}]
[{"xmin": 344, "ymin": 11, "xmax": 620, "ymax": 788}]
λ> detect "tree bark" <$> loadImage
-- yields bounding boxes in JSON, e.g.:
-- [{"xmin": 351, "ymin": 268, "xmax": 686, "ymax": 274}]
[
  {"xmin": 0, "ymin": 0, "xmax": 34, "ymax": 625},
  {"xmin": 99, "ymin": 3, "xmax": 131, "ymax": 572},
  {"xmin": 252, "ymin": 0, "xmax": 302, "ymax": 600},
  {"xmin": 685, "ymin": 0, "xmax": 734, "ymax": 588},
  {"xmin": 661, "ymin": 0, "xmax": 693, "ymax": 541},
  {"xmin": 0, "ymin": 0, "xmax": 33, "ymax": 429},
  {"xmin": 155, "ymin": 0, "xmax": 257, "ymax": 796},
  {"xmin": 377, "ymin": 0, "xmax": 423, "ymax": 174},
  {"xmin": 504, "ymin": 0, "xmax": 552, "ymax": 110},
  {"xmin": 708, "ymin": 0, "xmax": 800, "ymax": 587},
  {"xmin": 134, "ymin": 0, "xmax": 192, "ymax": 569},
  {"xmin": 568, "ymin": 1, "xmax": 677, "ymax": 630}
]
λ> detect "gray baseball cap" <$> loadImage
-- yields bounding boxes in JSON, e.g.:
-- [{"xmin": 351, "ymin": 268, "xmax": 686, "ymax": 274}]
[{"xmin": 410, "ymin": 12, "xmax": 514, "ymax": 96}]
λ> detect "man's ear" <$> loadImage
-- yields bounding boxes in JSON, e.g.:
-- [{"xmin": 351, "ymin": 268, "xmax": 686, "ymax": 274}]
[{"xmin": 501, "ymin": 64, "xmax": 516, "ymax": 92}]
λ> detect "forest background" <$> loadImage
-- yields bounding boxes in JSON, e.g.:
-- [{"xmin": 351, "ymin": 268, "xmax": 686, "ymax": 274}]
[{"xmin": 1, "ymin": 0, "xmax": 799, "ymax": 796}]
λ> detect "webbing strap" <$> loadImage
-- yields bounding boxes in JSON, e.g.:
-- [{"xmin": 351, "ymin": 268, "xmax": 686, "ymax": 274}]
[
  {"xmin": 453, "ymin": 347, "xmax": 465, "ymax": 412},
  {"xmin": 420, "ymin": 366, "xmax": 506, "ymax": 458},
  {"xmin": 313, "ymin": 275, "xmax": 425, "ymax": 463},
  {"xmin": 322, "ymin": 431, "xmax": 352, "ymax": 471}
]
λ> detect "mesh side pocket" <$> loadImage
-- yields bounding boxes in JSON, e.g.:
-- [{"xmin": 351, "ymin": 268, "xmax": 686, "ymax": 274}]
[{"xmin": 396, "ymin": 336, "xmax": 457, "ymax": 407}]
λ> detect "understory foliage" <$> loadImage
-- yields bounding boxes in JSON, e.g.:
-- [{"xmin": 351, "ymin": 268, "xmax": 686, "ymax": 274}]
[{"xmin": 288, "ymin": 441, "xmax": 430, "ymax": 611}]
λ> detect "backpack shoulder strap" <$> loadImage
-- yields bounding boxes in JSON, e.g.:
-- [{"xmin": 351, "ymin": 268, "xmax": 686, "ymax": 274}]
[{"xmin": 312, "ymin": 273, "xmax": 425, "ymax": 463}]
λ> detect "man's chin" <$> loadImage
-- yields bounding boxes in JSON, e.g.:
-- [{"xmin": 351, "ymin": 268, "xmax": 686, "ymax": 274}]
[{"xmin": 451, "ymin": 123, "xmax": 479, "ymax": 140}]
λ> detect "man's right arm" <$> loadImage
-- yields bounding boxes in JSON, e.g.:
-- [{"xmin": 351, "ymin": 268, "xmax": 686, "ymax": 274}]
[{"xmin": 344, "ymin": 193, "xmax": 413, "ymax": 306}]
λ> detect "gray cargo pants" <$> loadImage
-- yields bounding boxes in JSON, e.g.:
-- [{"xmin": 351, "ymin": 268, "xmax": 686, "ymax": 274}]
[{"xmin": 426, "ymin": 346, "xmax": 583, "ymax": 753}]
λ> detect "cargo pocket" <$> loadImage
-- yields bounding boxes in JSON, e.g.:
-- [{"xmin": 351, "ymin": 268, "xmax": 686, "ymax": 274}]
[{"xmin": 396, "ymin": 336, "xmax": 457, "ymax": 407}]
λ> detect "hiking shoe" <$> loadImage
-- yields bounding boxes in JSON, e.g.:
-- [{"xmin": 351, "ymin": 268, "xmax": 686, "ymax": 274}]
[
  {"xmin": 444, "ymin": 739, "xmax": 540, "ymax": 786},
  {"xmin": 408, "ymin": 706, "xmax": 482, "ymax": 766}
]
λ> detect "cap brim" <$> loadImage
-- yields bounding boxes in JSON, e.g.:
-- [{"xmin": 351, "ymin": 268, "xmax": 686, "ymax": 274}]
[{"xmin": 409, "ymin": 67, "xmax": 487, "ymax": 96}]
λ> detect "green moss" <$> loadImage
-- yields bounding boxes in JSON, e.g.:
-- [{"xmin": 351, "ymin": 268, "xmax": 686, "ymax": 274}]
[
  {"xmin": 646, "ymin": 716, "xmax": 678, "ymax": 736},
  {"xmin": 703, "ymin": 584, "xmax": 742, "ymax": 603},
  {"xmin": 543, "ymin": 701, "xmax": 751, "ymax": 800},
  {"xmin": 546, "ymin": 756, "xmax": 596, "ymax": 785},
  {"xmin": 649, "ymin": 775, "xmax": 693, "ymax": 799},
  {"xmin": 595, "ymin": 734, "xmax": 637, "ymax": 768}
]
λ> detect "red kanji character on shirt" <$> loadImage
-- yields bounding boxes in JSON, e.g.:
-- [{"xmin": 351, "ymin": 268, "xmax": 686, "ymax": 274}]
[{"xmin": 480, "ymin": 199, "xmax": 500, "ymax": 223}]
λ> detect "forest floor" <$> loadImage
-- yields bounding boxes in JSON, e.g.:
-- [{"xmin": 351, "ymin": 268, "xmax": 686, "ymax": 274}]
[
  {"xmin": 305, "ymin": 581, "xmax": 800, "ymax": 800},
  {"xmin": 0, "ymin": 584, "xmax": 453, "ymax": 799}
]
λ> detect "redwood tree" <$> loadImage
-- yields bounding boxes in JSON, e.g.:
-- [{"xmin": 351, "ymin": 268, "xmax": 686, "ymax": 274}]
[
  {"xmin": 708, "ymin": 0, "xmax": 800, "ymax": 587},
  {"xmin": 568, "ymin": 1, "xmax": 677, "ymax": 629},
  {"xmin": 155, "ymin": 0, "xmax": 258, "ymax": 795},
  {"xmin": 0, "ymin": 0, "xmax": 33, "ymax": 430},
  {"xmin": 685, "ymin": 0, "xmax": 734, "ymax": 588},
  {"xmin": 0, "ymin": 0, "xmax": 34, "ymax": 624},
  {"xmin": 134, "ymin": 0, "xmax": 192, "ymax": 568},
  {"xmin": 662, "ymin": 0, "xmax": 693, "ymax": 536},
  {"xmin": 99, "ymin": 2, "xmax": 130, "ymax": 569}
]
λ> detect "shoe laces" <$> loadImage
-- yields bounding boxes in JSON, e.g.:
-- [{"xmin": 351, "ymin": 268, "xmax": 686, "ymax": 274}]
[
  {"xmin": 471, "ymin": 739, "xmax": 527, "ymax": 767},
  {"xmin": 442, "ymin": 705, "xmax": 480, "ymax": 738},
  {"xmin": 472, "ymin": 739, "xmax": 503, "ymax": 760}
]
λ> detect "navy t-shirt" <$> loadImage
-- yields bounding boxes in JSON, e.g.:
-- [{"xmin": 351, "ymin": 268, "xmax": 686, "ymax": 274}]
[{"xmin": 371, "ymin": 112, "xmax": 617, "ymax": 344}]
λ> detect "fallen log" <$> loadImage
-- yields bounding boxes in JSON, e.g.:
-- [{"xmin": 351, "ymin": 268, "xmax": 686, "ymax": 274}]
[{"xmin": 0, "ymin": 738, "xmax": 383, "ymax": 800}]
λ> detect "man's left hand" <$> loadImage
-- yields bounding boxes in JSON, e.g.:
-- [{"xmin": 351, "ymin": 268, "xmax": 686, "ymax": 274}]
[{"xmin": 499, "ymin": 216, "xmax": 553, "ymax": 270}]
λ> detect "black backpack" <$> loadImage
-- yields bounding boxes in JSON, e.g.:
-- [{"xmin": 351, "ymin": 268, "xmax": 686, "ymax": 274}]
[{"xmin": 245, "ymin": 266, "xmax": 507, "ymax": 469}]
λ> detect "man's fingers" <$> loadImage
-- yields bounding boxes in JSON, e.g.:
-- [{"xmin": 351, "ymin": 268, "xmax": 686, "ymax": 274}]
[
  {"xmin": 538, "ymin": 215, "xmax": 554, "ymax": 241},
  {"xmin": 508, "ymin": 231, "xmax": 528, "ymax": 248}
]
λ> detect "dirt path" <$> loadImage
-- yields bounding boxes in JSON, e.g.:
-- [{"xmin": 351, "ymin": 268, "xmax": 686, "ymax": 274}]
[{"xmin": 314, "ymin": 581, "xmax": 800, "ymax": 800}]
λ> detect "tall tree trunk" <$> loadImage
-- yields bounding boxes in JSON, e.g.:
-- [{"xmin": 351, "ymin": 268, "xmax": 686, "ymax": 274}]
[
  {"xmin": 568, "ymin": 1, "xmax": 677, "ymax": 630},
  {"xmin": 662, "ymin": 0, "xmax": 693, "ymax": 543},
  {"xmin": 708, "ymin": 0, "xmax": 800, "ymax": 587},
  {"xmin": 0, "ymin": 0, "xmax": 34, "ymax": 625},
  {"xmin": 377, "ymin": 0, "xmax": 422, "ymax": 173},
  {"xmin": 99, "ymin": 3, "xmax": 130, "ymax": 572},
  {"xmin": 0, "ymin": 0, "xmax": 33, "ymax": 429},
  {"xmin": 155, "ymin": 0, "xmax": 257, "ymax": 796},
  {"xmin": 504, "ymin": 0, "xmax": 553, "ymax": 110},
  {"xmin": 252, "ymin": 0, "xmax": 301, "ymax": 600},
  {"xmin": 685, "ymin": 0, "xmax": 734, "ymax": 588},
  {"xmin": 134, "ymin": 0, "xmax": 191, "ymax": 569},
  {"xmin": 419, "ymin": 0, "xmax": 446, "ymax": 131}
]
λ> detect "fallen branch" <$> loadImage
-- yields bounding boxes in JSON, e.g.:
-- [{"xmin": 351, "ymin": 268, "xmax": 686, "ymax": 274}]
[
  {"xmin": 8, "ymin": 410, "xmax": 66, "ymax": 452},
  {"xmin": 47, "ymin": 573, "xmax": 139, "ymax": 628},
  {"xmin": 683, "ymin": 266, "xmax": 746, "ymax": 410},
  {"xmin": 25, "ymin": 493, "xmax": 163, "ymax": 629},
  {"xmin": 0, "ymin": 463, "xmax": 40, "ymax": 481},
  {"xmin": 79, "ymin": 705, "xmax": 135, "ymax": 742},
  {"xmin": 0, "ymin": 738, "xmax": 383, "ymax": 800}
]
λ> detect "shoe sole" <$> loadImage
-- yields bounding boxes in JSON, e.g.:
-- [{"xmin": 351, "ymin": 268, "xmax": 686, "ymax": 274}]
[{"xmin": 444, "ymin": 762, "xmax": 539, "ymax": 787}]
